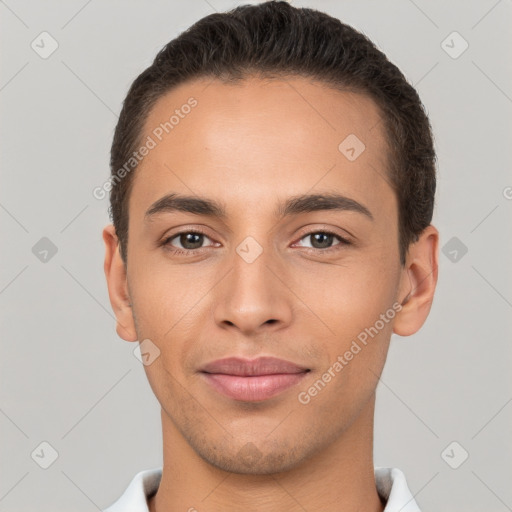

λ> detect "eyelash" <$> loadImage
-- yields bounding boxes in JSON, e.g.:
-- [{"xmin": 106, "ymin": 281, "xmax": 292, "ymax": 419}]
[{"xmin": 160, "ymin": 229, "xmax": 352, "ymax": 257}]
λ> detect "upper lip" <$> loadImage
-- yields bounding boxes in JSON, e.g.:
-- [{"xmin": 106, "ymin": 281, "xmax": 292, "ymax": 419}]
[{"xmin": 201, "ymin": 357, "xmax": 310, "ymax": 376}]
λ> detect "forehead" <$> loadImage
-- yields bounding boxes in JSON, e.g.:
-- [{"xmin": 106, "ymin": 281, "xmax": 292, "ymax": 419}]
[{"xmin": 130, "ymin": 76, "xmax": 394, "ymax": 220}]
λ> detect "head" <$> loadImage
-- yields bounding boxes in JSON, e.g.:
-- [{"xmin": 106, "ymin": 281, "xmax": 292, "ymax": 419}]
[{"xmin": 103, "ymin": 1, "xmax": 438, "ymax": 474}]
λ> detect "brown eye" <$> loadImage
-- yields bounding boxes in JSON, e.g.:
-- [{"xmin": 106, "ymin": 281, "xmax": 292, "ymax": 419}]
[
  {"xmin": 297, "ymin": 231, "xmax": 350, "ymax": 251},
  {"xmin": 309, "ymin": 232, "xmax": 335, "ymax": 249},
  {"xmin": 176, "ymin": 232, "xmax": 204, "ymax": 250},
  {"xmin": 162, "ymin": 230, "xmax": 216, "ymax": 253}
]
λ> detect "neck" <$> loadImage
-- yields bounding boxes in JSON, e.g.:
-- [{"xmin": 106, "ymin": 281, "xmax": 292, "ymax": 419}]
[{"xmin": 149, "ymin": 394, "xmax": 384, "ymax": 512}]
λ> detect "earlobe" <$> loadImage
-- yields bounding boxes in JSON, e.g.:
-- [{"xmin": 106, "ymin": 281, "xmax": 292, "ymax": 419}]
[
  {"xmin": 102, "ymin": 224, "xmax": 138, "ymax": 342},
  {"xmin": 393, "ymin": 225, "xmax": 439, "ymax": 337}
]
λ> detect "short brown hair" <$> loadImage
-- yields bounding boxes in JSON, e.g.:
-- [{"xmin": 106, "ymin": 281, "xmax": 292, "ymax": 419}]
[{"xmin": 109, "ymin": 0, "xmax": 436, "ymax": 265}]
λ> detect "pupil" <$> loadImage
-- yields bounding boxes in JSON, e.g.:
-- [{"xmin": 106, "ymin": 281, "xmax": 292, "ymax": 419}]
[
  {"xmin": 181, "ymin": 233, "xmax": 203, "ymax": 249},
  {"xmin": 312, "ymin": 233, "xmax": 332, "ymax": 249}
]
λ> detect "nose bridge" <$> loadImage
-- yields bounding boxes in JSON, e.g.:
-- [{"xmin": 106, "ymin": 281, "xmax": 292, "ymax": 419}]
[{"xmin": 213, "ymin": 234, "xmax": 292, "ymax": 332}]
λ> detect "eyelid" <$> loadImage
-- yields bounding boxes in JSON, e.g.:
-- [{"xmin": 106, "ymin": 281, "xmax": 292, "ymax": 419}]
[
  {"xmin": 161, "ymin": 227, "xmax": 217, "ymax": 249},
  {"xmin": 291, "ymin": 230, "xmax": 352, "ymax": 252},
  {"xmin": 160, "ymin": 225, "xmax": 353, "ymax": 259},
  {"xmin": 293, "ymin": 224, "xmax": 354, "ymax": 244}
]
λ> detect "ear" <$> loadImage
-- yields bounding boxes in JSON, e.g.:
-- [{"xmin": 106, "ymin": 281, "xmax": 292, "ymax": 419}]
[
  {"xmin": 393, "ymin": 224, "xmax": 439, "ymax": 337},
  {"xmin": 102, "ymin": 224, "xmax": 138, "ymax": 342}
]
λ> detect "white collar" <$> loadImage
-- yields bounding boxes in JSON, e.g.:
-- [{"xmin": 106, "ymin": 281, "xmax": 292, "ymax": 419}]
[{"xmin": 103, "ymin": 466, "xmax": 421, "ymax": 511}]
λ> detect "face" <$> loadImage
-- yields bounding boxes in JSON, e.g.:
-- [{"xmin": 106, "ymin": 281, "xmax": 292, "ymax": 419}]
[{"xmin": 104, "ymin": 76, "xmax": 436, "ymax": 474}]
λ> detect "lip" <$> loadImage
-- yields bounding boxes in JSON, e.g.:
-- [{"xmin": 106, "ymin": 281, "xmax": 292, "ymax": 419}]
[{"xmin": 200, "ymin": 357, "xmax": 310, "ymax": 402}]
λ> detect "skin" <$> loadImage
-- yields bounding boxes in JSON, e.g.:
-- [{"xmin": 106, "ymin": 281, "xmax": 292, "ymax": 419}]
[{"xmin": 103, "ymin": 76, "xmax": 439, "ymax": 512}]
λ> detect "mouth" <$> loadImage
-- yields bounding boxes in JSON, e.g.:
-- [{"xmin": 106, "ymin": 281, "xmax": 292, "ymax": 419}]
[{"xmin": 200, "ymin": 356, "xmax": 310, "ymax": 402}]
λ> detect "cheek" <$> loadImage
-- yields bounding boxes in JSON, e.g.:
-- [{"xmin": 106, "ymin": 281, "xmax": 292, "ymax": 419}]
[
  {"xmin": 128, "ymin": 263, "xmax": 221, "ymax": 390},
  {"xmin": 290, "ymin": 253, "xmax": 400, "ymax": 337},
  {"xmin": 129, "ymin": 260, "xmax": 216, "ymax": 336}
]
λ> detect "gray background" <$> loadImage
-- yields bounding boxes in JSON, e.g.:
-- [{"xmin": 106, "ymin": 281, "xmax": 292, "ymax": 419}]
[{"xmin": 1, "ymin": 1, "xmax": 511, "ymax": 511}]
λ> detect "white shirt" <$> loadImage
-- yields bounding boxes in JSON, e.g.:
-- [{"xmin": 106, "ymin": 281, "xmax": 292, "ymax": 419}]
[{"xmin": 103, "ymin": 466, "xmax": 421, "ymax": 511}]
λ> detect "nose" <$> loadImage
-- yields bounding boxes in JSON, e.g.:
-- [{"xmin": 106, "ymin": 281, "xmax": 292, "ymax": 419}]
[{"xmin": 212, "ymin": 243, "xmax": 293, "ymax": 336}]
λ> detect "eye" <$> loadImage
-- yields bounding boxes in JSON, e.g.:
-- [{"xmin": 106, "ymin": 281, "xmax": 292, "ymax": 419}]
[
  {"xmin": 160, "ymin": 228, "xmax": 352, "ymax": 257},
  {"xmin": 294, "ymin": 230, "xmax": 351, "ymax": 252},
  {"xmin": 161, "ymin": 230, "xmax": 217, "ymax": 255}
]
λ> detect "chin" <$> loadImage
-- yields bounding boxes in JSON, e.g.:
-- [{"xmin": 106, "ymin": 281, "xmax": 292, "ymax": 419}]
[{"xmin": 190, "ymin": 435, "xmax": 311, "ymax": 475}]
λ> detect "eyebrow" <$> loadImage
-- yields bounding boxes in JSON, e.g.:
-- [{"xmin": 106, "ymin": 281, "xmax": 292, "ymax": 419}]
[{"xmin": 144, "ymin": 192, "xmax": 374, "ymax": 222}]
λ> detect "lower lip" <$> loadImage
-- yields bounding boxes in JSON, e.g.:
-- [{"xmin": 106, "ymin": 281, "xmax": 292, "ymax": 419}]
[{"xmin": 201, "ymin": 372, "xmax": 308, "ymax": 402}]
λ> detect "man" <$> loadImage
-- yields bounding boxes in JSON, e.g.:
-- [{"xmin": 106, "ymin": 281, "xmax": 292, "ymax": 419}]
[{"xmin": 102, "ymin": 1, "xmax": 438, "ymax": 510}]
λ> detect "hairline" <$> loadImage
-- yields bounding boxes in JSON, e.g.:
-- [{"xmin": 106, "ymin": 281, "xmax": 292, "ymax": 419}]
[{"xmin": 120, "ymin": 72, "xmax": 403, "ymax": 263}]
